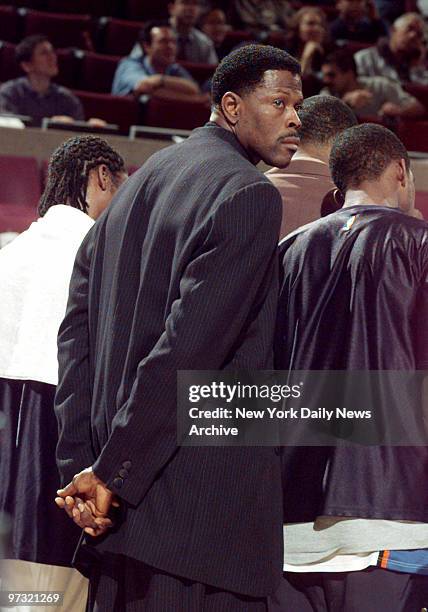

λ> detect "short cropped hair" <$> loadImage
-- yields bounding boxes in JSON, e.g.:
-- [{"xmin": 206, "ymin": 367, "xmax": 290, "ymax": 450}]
[
  {"xmin": 322, "ymin": 49, "xmax": 357, "ymax": 75},
  {"xmin": 298, "ymin": 95, "xmax": 357, "ymax": 146},
  {"xmin": 211, "ymin": 44, "xmax": 301, "ymax": 107},
  {"xmin": 16, "ymin": 34, "xmax": 50, "ymax": 64},
  {"xmin": 138, "ymin": 20, "xmax": 171, "ymax": 46},
  {"xmin": 330, "ymin": 123, "xmax": 410, "ymax": 193}
]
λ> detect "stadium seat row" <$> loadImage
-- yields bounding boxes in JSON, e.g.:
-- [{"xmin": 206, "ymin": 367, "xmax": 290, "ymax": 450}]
[
  {"xmin": 0, "ymin": 7, "xmax": 260, "ymax": 56},
  {"xmin": 0, "ymin": 0, "xmax": 165, "ymax": 20}
]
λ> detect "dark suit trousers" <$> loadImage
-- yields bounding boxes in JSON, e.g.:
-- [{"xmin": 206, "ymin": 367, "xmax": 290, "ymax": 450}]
[
  {"xmin": 276, "ymin": 568, "xmax": 428, "ymax": 612},
  {"xmin": 86, "ymin": 554, "xmax": 270, "ymax": 611}
]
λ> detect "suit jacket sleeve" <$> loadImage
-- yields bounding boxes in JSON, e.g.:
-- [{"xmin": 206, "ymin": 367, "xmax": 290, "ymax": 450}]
[
  {"xmin": 55, "ymin": 229, "xmax": 96, "ymax": 485},
  {"xmin": 91, "ymin": 181, "xmax": 282, "ymax": 506}
]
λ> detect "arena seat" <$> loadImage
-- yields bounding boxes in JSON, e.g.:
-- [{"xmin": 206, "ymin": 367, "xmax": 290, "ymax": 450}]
[
  {"xmin": 124, "ymin": 0, "xmax": 168, "ymax": 21},
  {"xmin": 0, "ymin": 155, "xmax": 41, "ymax": 208},
  {"xmin": 337, "ymin": 40, "xmax": 373, "ymax": 53},
  {"xmin": 221, "ymin": 30, "xmax": 253, "ymax": 56},
  {"xmin": 397, "ymin": 119, "xmax": 428, "ymax": 153},
  {"xmin": 23, "ymin": 10, "xmax": 94, "ymax": 50},
  {"xmin": 403, "ymin": 83, "xmax": 428, "ymax": 116},
  {"xmin": 144, "ymin": 97, "xmax": 210, "ymax": 130},
  {"xmin": 72, "ymin": 89, "xmax": 140, "ymax": 133},
  {"xmin": 0, "ymin": 204, "xmax": 37, "ymax": 233},
  {"xmin": 0, "ymin": 41, "xmax": 19, "ymax": 83},
  {"xmin": 55, "ymin": 49, "xmax": 80, "ymax": 89},
  {"xmin": 0, "ymin": 6, "xmax": 21, "ymax": 44},
  {"xmin": 45, "ymin": 0, "xmax": 118, "ymax": 16},
  {"xmin": 78, "ymin": 51, "xmax": 120, "ymax": 93},
  {"xmin": 178, "ymin": 61, "xmax": 216, "ymax": 87},
  {"xmin": 97, "ymin": 17, "xmax": 144, "ymax": 56}
]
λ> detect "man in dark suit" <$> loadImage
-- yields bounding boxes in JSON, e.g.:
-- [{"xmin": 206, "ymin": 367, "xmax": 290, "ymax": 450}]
[{"xmin": 54, "ymin": 44, "xmax": 302, "ymax": 610}]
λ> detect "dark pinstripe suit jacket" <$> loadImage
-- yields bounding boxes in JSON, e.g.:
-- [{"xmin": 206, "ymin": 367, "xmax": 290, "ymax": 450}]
[{"xmin": 55, "ymin": 123, "xmax": 284, "ymax": 597}]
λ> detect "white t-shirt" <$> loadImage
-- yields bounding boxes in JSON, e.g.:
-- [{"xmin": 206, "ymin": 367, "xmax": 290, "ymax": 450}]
[
  {"xmin": 284, "ymin": 517, "xmax": 428, "ymax": 572},
  {"xmin": 0, "ymin": 205, "xmax": 93, "ymax": 385}
]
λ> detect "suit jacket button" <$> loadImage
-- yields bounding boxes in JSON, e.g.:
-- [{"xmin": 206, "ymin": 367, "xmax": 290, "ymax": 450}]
[
  {"xmin": 113, "ymin": 477, "xmax": 124, "ymax": 489},
  {"xmin": 122, "ymin": 461, "xmax": 132, "ymax": 470},
  {"xmin": 118, "ymin": 468, "xmax": 129, "ymax": 478}
]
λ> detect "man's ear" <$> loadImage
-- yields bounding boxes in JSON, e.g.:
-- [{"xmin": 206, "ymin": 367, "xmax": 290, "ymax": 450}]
[
  {"xmin": 397, "ymin": 158, "xmax": 407, "ymax": 187},
  {"xmin": 220, "ymin": 91, "xmax": 242, "ymax": 126},
  {"xmin": 20, "ymin": 61, "xmax": 31, "ymax": 75},
  {"xmin": 96, "ymin": 164, "xmax": 109, "ymax": 191}
]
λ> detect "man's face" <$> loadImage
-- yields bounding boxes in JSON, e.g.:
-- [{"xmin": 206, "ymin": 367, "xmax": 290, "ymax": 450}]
[
  {"xmin": 299, "ymin": 11, "xmax": 325, "ymax": 44},
  {"xmin": 169, "ymin": 0, "xmax": 201, "ymax": 27},
  {"xmin": 234, "ymin": 70, "xmax": 303, "ymax": 168},
  {"xmin": 337, "ymin": 0, "xmax": 366, "ymax": 22},
  {"xmin": 322, "ymin": 63, "xmax": 350, "ymax": 95},
  {"xmin": 201, "ymin": 9, "xmax": 228, "ymax": 46},
  {"xmin": 145, "ymin": 27, "xmax": 177, "ymax": 67},
  {"xmin": 391, "ymin": 17, "xmax": 425, "ymax": 54},
  {"xmin": 22, "ymin": 41, "xmax": 58, "ymax": 79}
]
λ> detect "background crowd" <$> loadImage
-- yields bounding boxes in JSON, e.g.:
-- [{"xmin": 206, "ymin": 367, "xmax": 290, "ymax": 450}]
[{"xmin": 0, "ymin": 0, "xmax": 427, "ymax": 138}]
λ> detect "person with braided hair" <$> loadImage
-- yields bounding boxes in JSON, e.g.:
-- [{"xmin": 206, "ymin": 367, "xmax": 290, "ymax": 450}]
[{"xmin": 0, "ymin": 135, "xmax": 127, "ymax": 611}]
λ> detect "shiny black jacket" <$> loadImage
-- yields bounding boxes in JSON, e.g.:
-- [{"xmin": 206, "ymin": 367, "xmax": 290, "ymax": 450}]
[{"xmin": 275, "ymin": 205, "xmax": 428, "ymax": 522}]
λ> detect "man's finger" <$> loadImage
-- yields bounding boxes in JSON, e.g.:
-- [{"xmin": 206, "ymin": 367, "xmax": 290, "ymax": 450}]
[
  {"xmin": 83, "ymin": 525, "xmax": 109, "ymax": 537},
  {"xmin": 57, "ymin": 481, "xmax": 77, "ymax": 498}
]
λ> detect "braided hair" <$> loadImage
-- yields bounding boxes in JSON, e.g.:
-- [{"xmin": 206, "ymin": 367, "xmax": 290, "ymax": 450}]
[{"xmin": 38, "ymin": 135, "xmax": 125, "ymax": 217}]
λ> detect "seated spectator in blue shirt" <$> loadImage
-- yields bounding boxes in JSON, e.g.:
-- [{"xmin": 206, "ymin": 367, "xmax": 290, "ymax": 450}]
[
  {"xmin": 169, "ymin": 0, "xmax": 218, "ymax": 64},
  {"xmin": 0, "ymin": 35, "xmax": 84, "ymax": 126},
  {"xmin": 112, "ymin": 21, "xmax": 204, "ymax": 103},
  {"xmin": 330, "ymin": 0, "xmax": 387, "ymax": 43}
]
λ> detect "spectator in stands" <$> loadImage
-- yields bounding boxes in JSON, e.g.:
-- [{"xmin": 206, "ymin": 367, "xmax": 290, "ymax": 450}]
[
  {"xmin": 112, "ymin": 21, "xmax": 206, "ymax": 105},
  {"xmin": 199, "ymin": 8, "xmax": 230, "ymax": 61},
  {"xmin": 0, "ymin": 35, "xmax": 84, "ymax": 126},
  {"xmin": 355, "ymin": 13, "xmax": 428, "ymax": 84},
  {"xmin": 168, "ymin": 0, "xmax": 218, "ymax": 64},
  {"xmin": 266, "ymin": 95, "xmax": 357, "ymax": 238},
  {"xmin": 286, "ymin": 7, "xmax": 333, "ymax": 76},
  {"xmin": 0, "ymin": 136, "xmax": 127, "ymax": 612},
  {"xmin": 228, "ymin": 0, "xmax": 294, "ymax": 35},
  {"xmin": 330, "ymin": 0, "xmax": 387, "ymax": 43},
  {"xmin": 321, "ymin": 49, "xmax": 424, "ymax": 120}
]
